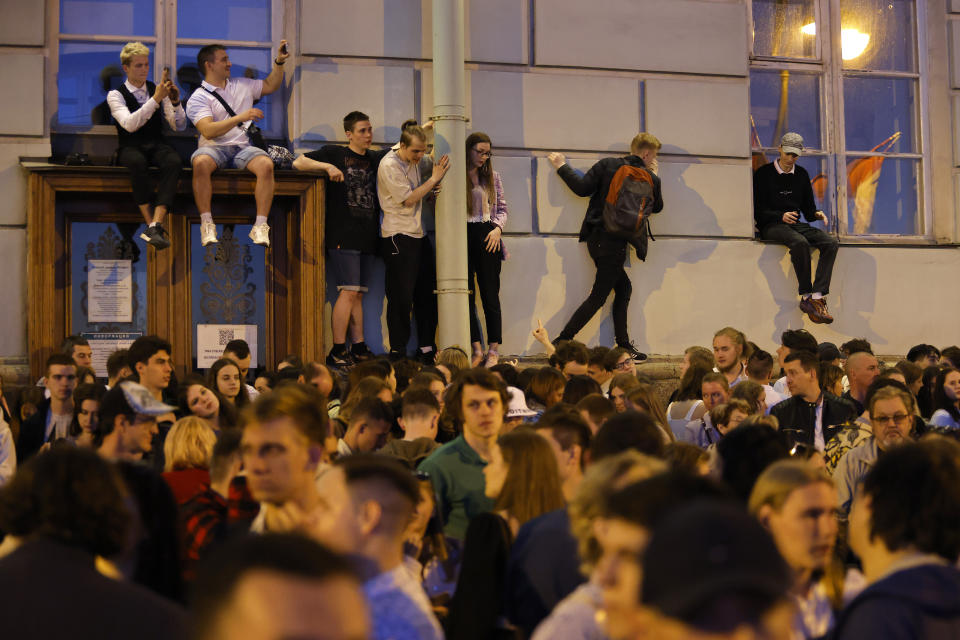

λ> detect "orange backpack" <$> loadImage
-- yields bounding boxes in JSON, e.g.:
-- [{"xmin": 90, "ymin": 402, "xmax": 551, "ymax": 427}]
[{"xmin": 602, "ymin": 164, "xmax": 657, "ymax": 259}]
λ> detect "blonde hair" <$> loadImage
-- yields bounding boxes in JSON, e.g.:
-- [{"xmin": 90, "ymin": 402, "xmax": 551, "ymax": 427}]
[
  {"xmin": 163, "ymin": 416, "xmax": 217, "ymax": 472},
  {"xmin": 748, "ymin": 459, "xmax": 833, "ymax": 516},
  {"xmin": 630, "ymin": 132, "xmax": 662, "ymax": 154},
  {"xmin": 568, "ymin": 450, "xmax": 667, "ymax": 574},
  {"xmin": 437, "ymin": 346, "xmax": 471, "ymax": 372},
  {"xmin": 120, "ymin": 42, "xmax": 150, "ymax": 67}
]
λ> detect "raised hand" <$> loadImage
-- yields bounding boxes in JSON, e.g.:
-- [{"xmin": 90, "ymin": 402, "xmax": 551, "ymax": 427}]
[{"xmin": 547, "ymin": 152, "xmax": 566, "ymax": 169}]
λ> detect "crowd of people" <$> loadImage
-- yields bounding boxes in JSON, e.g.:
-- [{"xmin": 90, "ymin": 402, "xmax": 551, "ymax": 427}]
[{"xmin": 0, "ymin": 328, "xmax": 959, "ymax": 639}]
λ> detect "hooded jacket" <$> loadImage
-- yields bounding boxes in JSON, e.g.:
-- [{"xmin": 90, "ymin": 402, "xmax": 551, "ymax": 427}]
[{"xmin": 831, "ymin": 564, "xmax": 960, "ymax": 639}]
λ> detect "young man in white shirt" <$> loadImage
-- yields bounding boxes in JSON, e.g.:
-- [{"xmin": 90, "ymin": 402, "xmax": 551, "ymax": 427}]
[
  {"xmin": 186, "ymin": 41, "xmax": 290, "ymax": 248},
  {"xmin": 108, "ymin": 42, "xmax": 186, "ymax": 250},
  {"xmin": 376, "ymin": 125, "xmax": 450, "ymax": 361}
]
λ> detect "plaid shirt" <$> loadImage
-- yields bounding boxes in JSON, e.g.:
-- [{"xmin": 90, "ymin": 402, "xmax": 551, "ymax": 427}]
[
  {"xmin": 180, "ymin": 488, "xmax": 228, "ymax": 583},
  {"xmin": 178, "ymin": 477, "xmax": 260, "ymax": 582}
]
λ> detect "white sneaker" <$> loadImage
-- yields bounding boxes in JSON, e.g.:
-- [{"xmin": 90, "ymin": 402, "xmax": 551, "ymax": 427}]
[
  {"xmin": 200, "ymin": 221, "xmax": 218, "ymax": 246},
  {"xmin": 249, "ymin": 222, "xmax": 271, "ymax": 246}
]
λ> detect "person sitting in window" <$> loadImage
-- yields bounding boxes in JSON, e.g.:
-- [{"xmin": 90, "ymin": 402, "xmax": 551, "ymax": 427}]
[
  {"xmin": 107, "ymin": 42, "xmax": 186, "ymax": 250},
  {"xmin": 754, "ymin": 132, "xmax": 838, "ymax": 324}
]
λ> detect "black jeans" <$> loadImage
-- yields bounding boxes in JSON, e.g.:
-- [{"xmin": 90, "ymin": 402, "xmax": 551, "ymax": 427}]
[
  {"xmin": 381, "ymin": 234, "xmax": 438, "ymax": 352},
  {"xmin": 117, "ymin": 143, "xmax": 182, "ymax": 210},
  {"xmin": 760, "ymin": 222, "xmax": 839, "ymax": 295},
  {"xmin": 558, "ymin": 231, "xmax": 632, "ymax": 344},
  {"xmin": 467, "ymin": 221, "xmax": 503, "ymax": 345}
]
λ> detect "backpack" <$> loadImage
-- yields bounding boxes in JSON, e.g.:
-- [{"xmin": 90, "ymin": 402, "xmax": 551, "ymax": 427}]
[{"xmin": 602, "ymin": 164, "xmax": 657, "ymax": 260}]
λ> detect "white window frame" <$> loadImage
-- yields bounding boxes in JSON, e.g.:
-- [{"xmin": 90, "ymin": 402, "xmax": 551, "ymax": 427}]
[
  {"xmin": 49, "ymin": 0, "xmax": 285, "ymax": 137},
  {"xmin": 747, "ymin": 0, "xmax": 933, "ymax": 242}
]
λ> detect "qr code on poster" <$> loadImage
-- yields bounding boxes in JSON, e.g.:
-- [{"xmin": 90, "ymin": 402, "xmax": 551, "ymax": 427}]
[{"xmin": 218, "ymin": 330, "xmax": 234, "ymax": 346}]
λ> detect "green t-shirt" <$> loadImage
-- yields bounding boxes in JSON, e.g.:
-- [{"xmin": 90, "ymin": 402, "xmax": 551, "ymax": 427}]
[{"xmin": 417, "ymin": 435, "xmax": 495, "ymax": 540}]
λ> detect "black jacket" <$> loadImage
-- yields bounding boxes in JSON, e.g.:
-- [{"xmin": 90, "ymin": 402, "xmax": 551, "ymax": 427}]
[
  {"xmin": 752, "ymin": 161, "xmax": 818, "ymax": 232},
  {"xmin": 831, "ymin": 564, "xmax": 960, "ymax": 640},
  {"xmin": 769, "ymin": 392, "xmax": 856, "ymax": 447},
  {"xmin": 16, "ymin": 398, "xmax": 51, "ymax": 462},
  {"xmin": 0, "ymin": 537, "xmax": 187, "ymax": 640},
  {"xmin": 557, "ymin": 155, "xmax": 663, "ymax": 242}
]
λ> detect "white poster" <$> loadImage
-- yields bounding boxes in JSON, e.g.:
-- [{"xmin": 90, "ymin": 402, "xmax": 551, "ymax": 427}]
[
  {"xmin": 197, "ymin": 324, "xmax": 258, "ymax": 369},
  {"xmin": 88, "ymin": 259, "xmax": 133, "ymax": 323},
  {"xmin": 81, "ymin": 332, "xmax": 141, "ymax": 379}
]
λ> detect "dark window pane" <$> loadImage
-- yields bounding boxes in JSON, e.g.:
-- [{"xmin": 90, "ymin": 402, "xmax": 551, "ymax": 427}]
[
  {"xmin": 841, "ymin": 0, "xmax": 916, "ymax": 72},
  {"xmin": 750, "ymin": 69, "xmax": 821, "ymax": 150},
  {"xmin": 177, "ymin": 0, "xmax": 271, "ymax": 42},
  {"xmin": 844, "ymin": 157, "xmax": 919, "ymax": 235},
  {"xmin": 58, "ymin": 41, "xmax": 153, "ymax": 126},
  {"xmin": 190, "ymin": 224, "xmax": 266, "ymax": 368},
  {"xmin": 752, "ymin": 0, "xmax": 817, "ymax": 59},
  {"xmin": 176, "ymin": 46, "xmax": 277, "ymax": 134},
  {"xmin": 71, "ymin": 222, "xmax": 149, "ymax": 335},
  {"xmin": 843, "ymin": 76, "xmax": 916, "ymax": 153},
  {"xmin": 60, "ymin": 0, "xmax": 155, "ymax": 36}
]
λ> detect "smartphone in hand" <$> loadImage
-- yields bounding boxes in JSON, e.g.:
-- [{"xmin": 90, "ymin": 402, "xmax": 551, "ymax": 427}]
[
  {"xmin": 162, "ymin": 66, "xmax": 171, "ymax": 83},
  {"xmin": 279, "ymin": 42, "xmax": 288, "ymax": 55}
]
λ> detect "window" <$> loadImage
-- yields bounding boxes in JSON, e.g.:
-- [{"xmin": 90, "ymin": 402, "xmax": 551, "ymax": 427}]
[
  {"xmin": 55, "ymin": 0, "xmax": 282, "ymax": 136},
  {"xmin": 749, "ymin": 0, "xmax": 927, "ymax": 239}
]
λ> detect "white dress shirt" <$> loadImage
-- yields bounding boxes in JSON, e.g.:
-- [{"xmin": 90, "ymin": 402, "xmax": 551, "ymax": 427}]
[{"xmin": 107, "ymin": 79, "xmax": 186, "ymax": 133}]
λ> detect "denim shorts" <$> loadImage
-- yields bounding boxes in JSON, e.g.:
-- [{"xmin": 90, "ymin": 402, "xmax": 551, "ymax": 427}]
[
  {"xmin": 191, "ymin": 144, "xmax": 268, "ymax": 170},
  {"xmin": 328, "ymin": 248, "xmax": 375, "ymax": 292}
]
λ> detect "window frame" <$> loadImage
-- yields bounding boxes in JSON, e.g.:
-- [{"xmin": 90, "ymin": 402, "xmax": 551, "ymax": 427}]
[
  {"xmin": 747, "ymin": 0, "xmax": 934, "ymax": 242},
  {"xmin": 49, "ymin": 0, "xmax": 285, "ymax": 138}
]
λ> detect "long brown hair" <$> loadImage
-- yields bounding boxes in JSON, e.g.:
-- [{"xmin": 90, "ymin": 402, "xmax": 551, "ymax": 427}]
[
  {"xmin": 625, "ymin": 384, "xmax": 674, "ymax": 442},
  {"xmin": 495, "ymin": 428, "xmax": 565, "ymax": 527},
  {"xmin": 465, "ymin": 131, "xmax": 494, "ymax": 216}
]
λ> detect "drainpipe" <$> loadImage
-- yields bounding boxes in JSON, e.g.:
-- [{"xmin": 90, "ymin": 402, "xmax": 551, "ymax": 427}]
[{"xmin": 431, "ymin": 0, "xmax": 470, "ymax": 352}]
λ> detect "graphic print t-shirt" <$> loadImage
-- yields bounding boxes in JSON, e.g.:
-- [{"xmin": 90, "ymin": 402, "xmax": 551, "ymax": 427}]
[{"xmin": 304, "ymin": 145, "xmax": 388, "ymax": 253}]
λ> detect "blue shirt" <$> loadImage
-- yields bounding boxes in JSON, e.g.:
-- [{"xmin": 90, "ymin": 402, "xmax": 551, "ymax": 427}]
[{"xmin": 363, "ymin": 565, "xmax": 444, "ymax": 640}]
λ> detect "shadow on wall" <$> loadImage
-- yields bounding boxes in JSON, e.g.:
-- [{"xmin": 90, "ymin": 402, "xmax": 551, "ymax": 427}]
[
  {"xmin": 829, "ymin": 246, "xmax": 881, "ymax": 343},
  {"xmin": 548, "ymin": 151, "xmax": 725, "ymax": 351},
  {"xmin": 757, "ymin": 244, "xmax": 880, "ymax": 346}
]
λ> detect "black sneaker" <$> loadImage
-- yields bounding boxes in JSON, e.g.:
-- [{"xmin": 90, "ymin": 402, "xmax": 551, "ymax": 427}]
[
  {"xmin": 141, "ymin": 224, "xmax": 171, "ymax": 250},
  {"xmin": 415, "ymin": 349, "xmax": 436, "ymax": 365},
  {"xmin": 617, "ymin": 341, "xmax": 648, "ymax": 362},
  {"xmin": 350, "ymin": 343, "xmax": 376, "ymax": 362},
  {"xmin": 326, "ymin": 350, "xmax": 354, "ymax": 368}
]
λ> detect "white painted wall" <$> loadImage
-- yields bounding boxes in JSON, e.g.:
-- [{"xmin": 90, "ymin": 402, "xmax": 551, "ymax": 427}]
[{"xmin": 0, "ymin": 0, "xmax": 958, "ymax": 367}]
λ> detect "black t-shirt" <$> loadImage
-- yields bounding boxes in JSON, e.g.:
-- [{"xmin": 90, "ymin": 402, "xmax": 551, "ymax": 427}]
[{"xmin": 304, "ymin": 145, "xmax": 388, "ymax": 253}]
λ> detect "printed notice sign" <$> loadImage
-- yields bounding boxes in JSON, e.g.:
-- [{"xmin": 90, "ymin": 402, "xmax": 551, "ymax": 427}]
[
  {"xmin": 88, "ymin": 260, "xmax": 133, "ymax": 323},
  {"xmin": 197, "ymin": 324, "xmax": 258, "ymax": 369},
  {"xmin": 81, "ymin": 332, "xmax": 142, "ymax": 379}
]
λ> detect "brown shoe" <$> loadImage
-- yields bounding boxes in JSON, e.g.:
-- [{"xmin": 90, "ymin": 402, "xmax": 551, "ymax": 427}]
[
  {"xmin": 814, "ymin": 298, "xmax": 834, "ymax": 324},
  {"xmin": 799, "ymin": 297, "xmax": 828, "ymax": 324}
]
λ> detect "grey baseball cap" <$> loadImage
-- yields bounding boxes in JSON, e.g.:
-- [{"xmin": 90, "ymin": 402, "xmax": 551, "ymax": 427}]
[{"xmin": 780, "ymin": 132, "xmax": 804, "ymax": 156}]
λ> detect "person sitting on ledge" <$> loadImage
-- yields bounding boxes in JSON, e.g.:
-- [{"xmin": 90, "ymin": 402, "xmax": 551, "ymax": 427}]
[
  {"xmin": 754, "ymin": 132, "xmax": 838, "ymax": 324},
  {"xmin": 107, "ymin": 42, "xmax": 186, "ymax": 250}
]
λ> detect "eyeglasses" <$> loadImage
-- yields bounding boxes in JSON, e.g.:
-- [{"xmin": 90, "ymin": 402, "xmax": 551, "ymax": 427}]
[
  {"xmin": 473, "ymin": 148, "xmax": 492, "ymax": 158},
  {"xmin": 872, "ymin": 413, "xmax": 911, "ymax": 426},
  {"xmin": 614, "ymin": 358, "xmax": 634, "ymax": 371}
]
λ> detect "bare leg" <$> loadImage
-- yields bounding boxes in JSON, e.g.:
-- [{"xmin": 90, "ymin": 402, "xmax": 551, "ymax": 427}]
[
  {"xmin": 192, "ymin": 155, "xmax": 217, "ymax": 213},
  {"xmin": 472, "ymin": 341, "xmax": 484, "ymax": 367},
  {"xmin": 247, "ymin": 156, "xmax": 275, "ymax": 218},
  {"xmin": 137, "ymin": 203, "xmax": 153, "ymax": 225},
  {"xmin": 348, "ymin": 293, "xmax": 365, "ymax": 343},
  {"xmin": 153, "ymin": 205, "xmax": 167, "ymax": 225},
  {"xmin": 331, "ymin": 290, "xmax": 360, "ymax": 344}
]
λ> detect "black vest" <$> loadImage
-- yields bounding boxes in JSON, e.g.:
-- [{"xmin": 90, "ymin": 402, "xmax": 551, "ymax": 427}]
[{"xmin": 114, "ymin": 81, "xmax": 165, "ymax": 148}]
